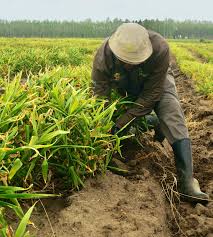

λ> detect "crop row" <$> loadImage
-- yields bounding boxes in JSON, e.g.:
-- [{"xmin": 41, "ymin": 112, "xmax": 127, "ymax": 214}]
[
  {"xmin": 0, "ymin": 38, "xmax": 101, "ymax": 77},
  {"xmin": 176, "ymin": 42, "xmax": 213, "ymax": 63},
  {"xmin": 0, "ymin": 65, "xmax": 125, "ymax": 235},
  {"xmin": 169, "ymin": 42, "xmax": 213, "ymax": 97}
]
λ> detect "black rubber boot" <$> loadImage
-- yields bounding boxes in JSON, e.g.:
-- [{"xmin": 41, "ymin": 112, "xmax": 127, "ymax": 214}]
[{"xmin": 172, "ymin": 138, "xmax": 209, "ymax": 203}]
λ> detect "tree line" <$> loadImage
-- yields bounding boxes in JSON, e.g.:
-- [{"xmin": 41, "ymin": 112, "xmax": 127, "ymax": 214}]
[{"xmin": 0, "ymin": 18, "xmax": 212, "ymax": 39}]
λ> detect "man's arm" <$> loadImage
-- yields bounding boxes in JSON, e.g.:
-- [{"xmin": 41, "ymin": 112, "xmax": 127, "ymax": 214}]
[
  {"xmin": 91, "ymin": 41, "xmax": 112, "ymax": 100},
  {"xmin": 116, "ymin": 48, "xmax": 170, "ymax": 128},
  {"xmin": 92, "ymin": 66, "xmax": 111, "ymax": 100}
]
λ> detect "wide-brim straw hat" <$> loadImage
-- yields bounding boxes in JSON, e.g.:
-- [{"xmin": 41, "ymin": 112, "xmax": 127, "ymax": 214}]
[{"xmin": 109, "ymin": 23, "xmax": 153, "ymax": 65}]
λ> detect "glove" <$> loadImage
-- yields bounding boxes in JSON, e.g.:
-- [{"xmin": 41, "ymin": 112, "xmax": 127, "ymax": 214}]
[
  {"xmin": 153, "ymin": 124, "xmax": 165, "ymax": 143},
  {"xmin": 111, "ymin": 125, "xmax": 120, "ymax": 135}
]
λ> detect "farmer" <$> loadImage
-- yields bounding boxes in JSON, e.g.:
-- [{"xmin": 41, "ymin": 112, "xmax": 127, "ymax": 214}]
[{"xmin": 92, "ymin": 23, "xmax": 209, "ymax": 203}]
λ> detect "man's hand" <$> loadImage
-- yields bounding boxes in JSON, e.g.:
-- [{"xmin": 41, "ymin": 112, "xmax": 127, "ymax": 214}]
[{"xmin": 110, "ymin": 125, "xmax": 120, "ymax": 135}]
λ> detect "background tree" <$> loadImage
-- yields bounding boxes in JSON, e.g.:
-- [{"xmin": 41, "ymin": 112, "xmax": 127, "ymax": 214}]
[{"xmin": 0, "ymin": 19, "xmax": 212, "ymax": 39}]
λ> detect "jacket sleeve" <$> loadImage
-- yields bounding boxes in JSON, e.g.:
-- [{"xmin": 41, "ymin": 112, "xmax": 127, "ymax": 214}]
[
  {"xmin": 92, "ymin": 66, "xmax": 111, "ymax": 99},
  {"xmin": 91, "ymin": 41, "xmax": 112, "ymax": 100},
  {"xmin": 116, "ymin": 47, "xmax": 170, "ymax": 128}
]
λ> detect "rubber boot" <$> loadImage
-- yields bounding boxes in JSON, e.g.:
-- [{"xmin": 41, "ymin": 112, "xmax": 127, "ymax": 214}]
[{"xmin": 172, "ymin": 138, "xmax": 209, "ymax": 203}]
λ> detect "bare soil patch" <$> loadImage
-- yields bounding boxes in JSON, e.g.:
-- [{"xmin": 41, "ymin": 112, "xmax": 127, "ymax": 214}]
[{"xmin": 30, "ymin": 172, "xmax": 170, "ymax": 237}]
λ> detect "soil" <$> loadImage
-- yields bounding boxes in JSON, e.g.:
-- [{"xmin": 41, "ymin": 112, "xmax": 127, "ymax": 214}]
[
  {"xmin": 28, "ymin": 58, "xmax": 212, "ymax": 237},
  {"xmin": 30, "ymin": 172, "xmax": 170, "ymax": 237}
]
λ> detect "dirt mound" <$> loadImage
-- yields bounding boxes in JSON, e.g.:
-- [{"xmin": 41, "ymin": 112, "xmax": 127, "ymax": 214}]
[{"xmin": 31, "ymin": 172, "xmax": 170, "ymax": 237}]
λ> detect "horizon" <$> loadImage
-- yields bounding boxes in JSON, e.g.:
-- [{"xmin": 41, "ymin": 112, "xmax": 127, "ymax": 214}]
[
  {"xmin": 1, "ymin": 0, "xmax": 213, "ymax": 22},
  {"xmin": 1, "ymin": 18, "xmax": 213, "ymax": 23}
]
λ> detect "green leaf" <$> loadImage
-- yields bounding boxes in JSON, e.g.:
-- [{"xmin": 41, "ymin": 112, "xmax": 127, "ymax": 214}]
[
  {"xmin": 0, "ymin": 228, "xmax": 8, "ymax": 237},
  {"xmin": 29, "ymin": 136, "xmax": 38, "ymax": 146},
  {"xmin": 0, "ymin": 193, "xmax": 58, "ymax": 199},
  {"xmin": 25, "ymin": 125, "xmax": 31, "ymax": 144},
  {"xmin": 24, "ymin": 158, "xmax": 38, "ymax": 182},
  {"xmin": 14, "ymin": 203, "xmax": 35, "ymax": 237},
  {"xmin": 68, "ymin": 166, "xmax": 84, "ymax": 188},
  {"xmin": 0, "ymin": 201, "xmax": 24, "ymax": 219},
  {"xmin": 7, "ymin": 126, "xmax": 19, "ymax": 141},
  {"xmin": 42, "ymin": 158, "xmax": 48, "ymax": 183},
  {"xmin": 9, "ymin": 159, "xmax": 23, "ymax": 181},
  {"xmin": 0, "ymin": 146, "xmax": 41, "ymax": 159},
  {"xmin": 0, "ymin": 208, "xmax": 7, "ymax": 227},
  {"xmin": 0, "ymin": 185, "xmax": 31, "ymax": 192},
  {"xmin": 39, "ymin": 130, "xmax": 69, "ymax": 144}
]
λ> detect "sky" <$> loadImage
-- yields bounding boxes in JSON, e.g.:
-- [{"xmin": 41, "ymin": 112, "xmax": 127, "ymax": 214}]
[{"xmin": 0, "ymin": 0, "xmax": 212, "ymax": 22}]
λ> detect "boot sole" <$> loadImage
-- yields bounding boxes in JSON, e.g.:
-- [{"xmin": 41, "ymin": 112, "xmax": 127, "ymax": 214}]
[{"xmin": 180, "ymin": 193, "xmax": 209, "ymax": 204}]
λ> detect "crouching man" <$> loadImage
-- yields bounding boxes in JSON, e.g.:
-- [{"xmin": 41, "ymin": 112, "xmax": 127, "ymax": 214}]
[{"xmin": 92, "ymin": 23, "xmax": 209, "ymax": 203}]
